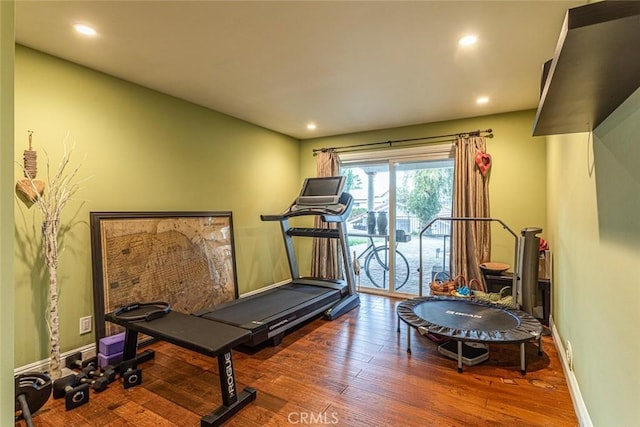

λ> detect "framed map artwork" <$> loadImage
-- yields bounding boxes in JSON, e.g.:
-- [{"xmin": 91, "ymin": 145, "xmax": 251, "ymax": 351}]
[{"xmin": 90, "ymin": 211, "xmax": 239, "ymax": 343}]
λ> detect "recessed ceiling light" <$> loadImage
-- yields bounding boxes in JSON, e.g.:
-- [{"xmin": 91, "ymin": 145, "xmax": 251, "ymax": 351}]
[
  {"xmin": 459, "ymin": 35, "xmax": 477, "ymax": 46},
  {"xmin": 306, "ymin": 123, "xmax": 317, "ymax": 130},
  {"xmin": 74, "ymin": 24, "xmax": 97, "ymax": 36},
  {"xmin": 476, "ymin": 96, "xmax": 489, "ymax": 104}
]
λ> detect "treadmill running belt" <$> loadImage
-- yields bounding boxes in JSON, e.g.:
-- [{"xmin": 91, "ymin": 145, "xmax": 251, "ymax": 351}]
[{"xmin": 200, "ymin": 283, "xmax": 340, "ymax": 325}]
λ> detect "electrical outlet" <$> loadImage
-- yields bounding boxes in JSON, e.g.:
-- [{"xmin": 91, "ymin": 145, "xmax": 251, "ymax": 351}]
[
  {"xmin": 79, "ymin": 316, "xmax": 92, "ymax": 335},
  {"xmin": 566, "ymin": 341, "xmax": 573, "ymax": 371}
]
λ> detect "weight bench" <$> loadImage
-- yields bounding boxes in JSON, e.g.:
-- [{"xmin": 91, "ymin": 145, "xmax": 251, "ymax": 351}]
[{"xmin": 105, "ymin": 308, "xmax": 257, "ymax": 427}]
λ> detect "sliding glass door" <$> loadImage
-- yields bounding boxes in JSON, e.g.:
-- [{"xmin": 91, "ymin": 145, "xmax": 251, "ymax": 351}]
[{"xmin": 341, "ymin": 146, "xmax": 454, "ymax": 296}]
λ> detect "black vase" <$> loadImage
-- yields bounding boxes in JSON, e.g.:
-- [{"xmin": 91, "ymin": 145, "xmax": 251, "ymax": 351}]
[
  {"xmin": 367, "ymin": 212, "xmax": 376, "ymax": 234},
  {"xmin": 377, "ymin": 211, "xmax": 388, "ymax": 235}
]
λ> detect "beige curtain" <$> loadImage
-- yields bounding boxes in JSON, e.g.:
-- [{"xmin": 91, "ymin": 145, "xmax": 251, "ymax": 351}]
[
  {"xmin": 452, "ymin": 136, "xmax": 491, "ymax": 281},
  {"xmin": 311, "ymin": 151, "xmax": 341, "ymax": 279}
]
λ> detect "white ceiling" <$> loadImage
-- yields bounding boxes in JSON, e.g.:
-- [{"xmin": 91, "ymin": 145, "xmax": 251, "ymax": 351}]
[{"xmin": 15, "ymin": 0, "xmax": 585, "ymax": 139}]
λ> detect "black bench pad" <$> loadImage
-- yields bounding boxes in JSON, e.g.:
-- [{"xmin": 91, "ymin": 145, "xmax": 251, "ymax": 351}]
[{"xmin": 106, "ymin": 310, "xmax": 251, "ymax": 357}]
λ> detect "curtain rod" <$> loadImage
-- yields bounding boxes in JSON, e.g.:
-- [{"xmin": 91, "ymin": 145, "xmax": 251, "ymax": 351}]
[{"xmin": 312, "ymin": 128, "xmax": 493, "ymax": 155}]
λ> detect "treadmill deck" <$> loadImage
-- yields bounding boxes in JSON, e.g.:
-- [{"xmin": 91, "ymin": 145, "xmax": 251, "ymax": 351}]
[{"xmin": 196, "ymin": 282, "xmax": 343, "ymax": 345}]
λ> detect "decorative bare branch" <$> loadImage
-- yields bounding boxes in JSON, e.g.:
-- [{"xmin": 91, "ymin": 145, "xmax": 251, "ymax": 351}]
[{"xmin": 18, "ymin": 138, "xmax": 88, "ymax": 378}]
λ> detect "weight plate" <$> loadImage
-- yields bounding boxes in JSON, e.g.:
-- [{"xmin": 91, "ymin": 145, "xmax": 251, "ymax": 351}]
[{"xmin": 15, "ymin": 372, "xmax": 52, "ymax": 419}]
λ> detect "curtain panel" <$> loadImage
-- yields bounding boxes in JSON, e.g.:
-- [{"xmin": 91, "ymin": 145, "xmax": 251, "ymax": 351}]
[
  {"xmin": 311, "ymin": 151, "xmax": 341, "ymax": 279},
  {"xmin": 452, "ymin": 136, "xmax": 491, "ymax": 281}
]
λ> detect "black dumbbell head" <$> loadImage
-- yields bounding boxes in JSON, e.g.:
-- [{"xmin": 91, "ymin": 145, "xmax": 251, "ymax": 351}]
[
  {"xmin": 102, "ymin": 366, "xmax": 117, "ymax": 383},
  {"xmin": 91, "ymin": 377, "xmax": 109, "ymax": 392},
  {"xmin": 123, "ymin": 368, "xmax": 142, "ymax": 389},
  {"xmin": 82, "ymin": 366, "xmax": 95, "ymax": 376},
  {"xmin": 53, "ymin": 375, "xmax": 77, "ymax": 399},
  {"xmin": 64, "ymin": 383, "xmax": 90, "ymax": 410},
  {"xmin": 78, "ymin": 372, "xmax": 109, "ymax": 393}
]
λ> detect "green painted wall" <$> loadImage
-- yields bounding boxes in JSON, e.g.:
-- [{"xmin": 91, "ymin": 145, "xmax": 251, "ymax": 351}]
[
  {"xmin": 13, "ymin": 46, "xmax": 299, "ymax": 367},
  {"xmin": 546, "ymin": 88, "xmax": 640, "ymax": 425},
  {"xmin": 1, "ymin": 2, "xmax": 15, "ymax": 425},
  {"xmin": 298, "ymin": 110, "xmax": 547, "ymax": 276},
  {"xmin": 15, "ymin": 32, "xmax": 637, "ymax": 426}
]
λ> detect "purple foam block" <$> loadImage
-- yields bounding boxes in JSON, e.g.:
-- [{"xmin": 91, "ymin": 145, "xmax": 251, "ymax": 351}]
[
  {"xmin": 99, "ymin": 332, "xmax": 126, "ymax": 356},
  {"xmin": 98, "ymin": 351, "xmax": 123, "ymax": 368}
]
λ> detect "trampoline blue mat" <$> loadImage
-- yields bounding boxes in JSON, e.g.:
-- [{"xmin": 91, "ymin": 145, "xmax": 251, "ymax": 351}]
[{"xmin": 397, "ymin": 296, "xmax": 542, "ymax": 343}]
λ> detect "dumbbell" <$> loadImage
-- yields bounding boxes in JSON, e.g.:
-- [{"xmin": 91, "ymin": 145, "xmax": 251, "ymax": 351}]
[
  {"xmin": 119, "ymin": 359, "xmax": 142, "ymax": 389},
  {"xmin": 65, "ymin": 352, "xmax": 97, "ymax": 372},
  {"xmin": 76, "ymin": 373, "xmax": 109, "ymax": 393},
  {"xmin": 52, "ymin": 374, "xmax": 90, "ymax": 410},
  {"xmin": 82, "ymin": 365, "xmax": 117, "ymax": 384}
]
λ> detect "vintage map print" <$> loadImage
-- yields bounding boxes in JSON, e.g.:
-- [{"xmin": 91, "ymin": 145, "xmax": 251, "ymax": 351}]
[{"xmin": 90, "ymin": 212, "xmax": 238, "ymax": 339}]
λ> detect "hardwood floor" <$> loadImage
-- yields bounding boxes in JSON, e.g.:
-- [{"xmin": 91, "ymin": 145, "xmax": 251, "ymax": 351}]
[{"xmin": 19, "ymin": 294, "xmax": 578, "ymax": 426}]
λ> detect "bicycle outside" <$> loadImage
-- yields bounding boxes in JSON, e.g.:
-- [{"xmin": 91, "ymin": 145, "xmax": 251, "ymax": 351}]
[{"xmin": 350, "ymin": 230, "xmax": 411, "ymax": 290}]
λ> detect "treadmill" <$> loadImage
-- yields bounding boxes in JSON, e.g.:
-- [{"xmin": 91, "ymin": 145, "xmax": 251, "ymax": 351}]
[{"xmin": 194, "ymin": 176, "xmax": 360, "ymax": 346}]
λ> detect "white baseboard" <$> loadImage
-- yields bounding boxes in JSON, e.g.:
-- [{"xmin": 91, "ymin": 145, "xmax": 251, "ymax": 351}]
[
  {"xmin": 550, "ymin": 315, "xmax": 593, "ymax": 427},
  {"xmin": 14, "ymin": 344, "xmax": 97, "ymax": 376}
]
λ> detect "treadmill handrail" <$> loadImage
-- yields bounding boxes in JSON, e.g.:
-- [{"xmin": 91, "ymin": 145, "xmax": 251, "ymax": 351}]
[
  {"xmin": 260, "ymin": 189, "xmax": 358, "ymax": 303},
  {"xmin": 261, "ymin": 192, "xmax": 354, "ymax": 223},
  {"xmin": 261, "ymin": 207, "xmax": 344, "ymax": 221}
]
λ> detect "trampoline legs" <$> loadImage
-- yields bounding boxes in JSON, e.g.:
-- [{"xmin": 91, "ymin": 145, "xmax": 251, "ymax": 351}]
[
  {"xmin": 520, "ymin": 335, "xmax": 544, "ymax": 375},
  {"xmin": 538, "ymin": 335, "xmax": 543, "ymax": 356},
  {"xmin": 457, "ymin": 341, "xmax": 463, "ymax": 373},
  {"xmin": 396, "ymin": 316, "xmax": 412, "ymax": 353}
]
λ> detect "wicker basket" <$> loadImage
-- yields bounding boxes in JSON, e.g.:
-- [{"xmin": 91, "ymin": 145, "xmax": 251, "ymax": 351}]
[
  {"xmin": 468, "ymin": 278, "xmax": 486, "ymax": 293},
  {"xmin": 472, "ymin": 285, "xmax": 515, "ymax": 308},
  {"xmin": 430, "ymin": 273, "xmax": 465, "ymax": 296},
  {"xmin": 449, "ymin": 277, "xmax": 486, "ymax": 297}
]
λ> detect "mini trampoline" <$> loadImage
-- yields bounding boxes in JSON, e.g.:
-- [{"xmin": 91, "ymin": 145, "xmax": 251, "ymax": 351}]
[{"xmin": 397, "ymin": 296, "xmax": 543, "ymax": 373}]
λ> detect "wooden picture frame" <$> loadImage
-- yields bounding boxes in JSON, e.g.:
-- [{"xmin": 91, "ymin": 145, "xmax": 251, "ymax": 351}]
[{"xmin": 90, "ymin": 211, "xmax": 239, "ymax": 344}]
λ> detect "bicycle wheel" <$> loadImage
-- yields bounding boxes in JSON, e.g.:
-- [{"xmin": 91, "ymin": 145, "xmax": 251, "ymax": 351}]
[
  {"xmin": 394, "ymin": 250, "xmax": 410, "ymax": 290},
  {"xmin": 364, "ymin": 246, "xmax": 410, "ymax": 290}
]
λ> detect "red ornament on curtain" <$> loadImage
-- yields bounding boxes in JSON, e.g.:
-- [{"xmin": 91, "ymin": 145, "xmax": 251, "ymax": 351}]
[{"xmin": 475, "ymin": 151, "xmax": 492, "ymax": 176}]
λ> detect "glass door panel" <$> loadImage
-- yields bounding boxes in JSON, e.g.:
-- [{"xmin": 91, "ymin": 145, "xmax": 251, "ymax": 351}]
[
  {"xmin": 342, "ymin": 163, "xmax": 390, "ymax": 291},
  {"xmin": 393, "ymin": 159, "xmax": 454, "ymax": 295}
]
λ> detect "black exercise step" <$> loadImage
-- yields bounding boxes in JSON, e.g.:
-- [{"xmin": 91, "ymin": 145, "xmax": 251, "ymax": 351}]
[{"xmin": 287, "ymin": 228, "xmax": 339, "ymax": 238}]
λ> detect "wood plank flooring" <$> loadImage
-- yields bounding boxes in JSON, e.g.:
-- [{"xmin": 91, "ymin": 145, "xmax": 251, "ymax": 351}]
[{"xmin": 19, "ymin": 294, "xmax": 578, "ymax": 426}]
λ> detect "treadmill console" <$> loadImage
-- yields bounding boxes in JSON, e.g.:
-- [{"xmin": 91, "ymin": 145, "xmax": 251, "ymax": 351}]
[
  {"xmin": 261, "ymin": 176, "xmax": 352, "ymax": 222},
  {"xmin": 295, "ymin": 176, "xmax": 345, "ymax": 207},
  {"xmin": 290, "ymin": 176, "xmax": 350, "ymax": 214}
]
